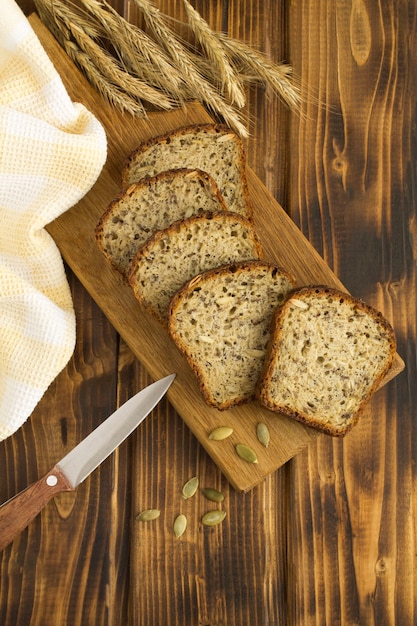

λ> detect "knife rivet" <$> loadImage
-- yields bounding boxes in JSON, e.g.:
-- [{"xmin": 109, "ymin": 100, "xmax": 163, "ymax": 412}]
[{"xmin": 46, "ymin": 475, "xmax": 58, "ymax": 487}]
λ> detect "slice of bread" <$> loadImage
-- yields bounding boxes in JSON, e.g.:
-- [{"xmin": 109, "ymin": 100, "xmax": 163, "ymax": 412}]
[
  {"xmin": 128, "ymin": 212, "xmax": 262, "ymax": 324},
  {"xmin": 257, "ymin": 286, "xmax": 397, "ymax": 436},
  {"xmin": 168, "ymin": 261, "xmax": 295, "ymax": 410},
  {"xmin": 121, "ymin": 123, "xmax": 252, "ymax": 219},
  {"xmin": 95, "ymin": 168, "xmax": 227, "ymax": 277}
]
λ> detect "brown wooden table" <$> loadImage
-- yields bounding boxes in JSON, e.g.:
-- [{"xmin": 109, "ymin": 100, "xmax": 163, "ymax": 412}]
[{"xmin": 1, "ymin": 1, "xmax": 416, "ymax": 624}]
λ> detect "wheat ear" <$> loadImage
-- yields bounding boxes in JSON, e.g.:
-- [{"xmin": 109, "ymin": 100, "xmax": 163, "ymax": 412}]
[
  {"xmin": 35, "ymin": 0, "xmax": 173, "ymax": 112},
  {"xmin": 182, "ymin": 0, "xmax": 245, "ymax": 108},
  {"xmin": 78, "ymin": 0, "xmax": 186, "ymax": 102},
  {"xmin": 130, "ymin": 0, "xmax": 248, "ymax": 136},
  {"xmin": 218, "ymin": 33, "xmax": 302, "ymax": 111},
  {"xmin": 35, "ymin": 0, "xmax": 300, "ymax": 135},
  {"xmin": 36, "ymin": 0, "xmax": 147, "ymax": 116},
  {"xmin": 65, "ymin": 39, "xmax": 148, "ymax": 116}
]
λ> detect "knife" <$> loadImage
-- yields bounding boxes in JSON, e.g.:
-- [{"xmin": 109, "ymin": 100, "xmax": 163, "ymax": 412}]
[{"xmin": 0, "ymin": 373, "xmax": 175, "ymax": 552}]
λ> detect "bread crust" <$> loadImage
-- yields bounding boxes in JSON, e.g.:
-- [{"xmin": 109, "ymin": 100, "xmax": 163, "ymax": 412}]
[
  {"xmin": 121, "ymin": 123, "xmax": 252, "ymax": 220},
  {"xmin": 257, "ymin": 286, "xmax": 397, "ymax": 436},
  {"xmin": 168, "ymin": 261, "xmax": 295, "ymax": 410},
  {"xmin": 95, "ymin": 168, "xmax": 227, "ymax": 277},
  {"xmin": 128, "ymin": 211, "xmax": 263, "ymax": 324}
]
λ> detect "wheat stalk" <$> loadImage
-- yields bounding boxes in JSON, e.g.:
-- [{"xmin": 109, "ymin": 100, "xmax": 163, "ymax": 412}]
[
  {"xmin": 36, "ymin": 0, "xmax": 175, "ymax": 111},
  {"xmin": 35, "ymin": 0, "xmax": 301, "ymax": 136},
  {"xmin": 78, "ymin": 0, "xmax": 186, "ymax": 101},
  {"xmin": 130, "ymin": 0, "xmax": 248, "ymax": 136},
  {"xmin": 65, "ymin": 39, "xmax": 147, "ymax": 116},
  {"xmin": 68, "ymin": 15, "xmax": 173, "ymax": 110},
  {"xmin": 164, "ymin": 10, "xmax": 302, "ymax": 112},
  {"xmin": 36, "ymin": 0, "xmax": 146, "ymax": 116},
  {"xmin": 217, "ymin": 33, "xmax": 302, "ymax": 111},
  {"xmin": 182, "ymin": 0, "xmax": 245, "ymax": 108},
  {"xmin": 38, "ymin": 0, "xmax": 101, "ymax": 39}
]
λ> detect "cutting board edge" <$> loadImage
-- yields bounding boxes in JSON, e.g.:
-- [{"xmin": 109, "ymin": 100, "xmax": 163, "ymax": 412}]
[{"xmin": 35, "ymin": 13, "xmax": 404, "ymax": 491}]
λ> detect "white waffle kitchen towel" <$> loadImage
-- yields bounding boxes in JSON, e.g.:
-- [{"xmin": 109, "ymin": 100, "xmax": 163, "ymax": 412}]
[{"xmin": 0, "ymin": 0, "xmax": 107, "ymax": 440}]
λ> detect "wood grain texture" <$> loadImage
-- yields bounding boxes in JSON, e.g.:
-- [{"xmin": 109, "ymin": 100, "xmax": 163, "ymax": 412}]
[
  {"xmin": 286, "ymin": 1, "xmax": 417, "ymax": 624},
  {"xmin": 1, "ymin": 1, "xmax": 415, "ymax": 625},
  {"xmin": 28, "ymin": 16, "xmax": 320, "ymax": 491},
  {"xmin": 0, "ymin": 270, "xmax": 130, "ymax": 625},
  {"xmin": 31, "ymin": 14, "xmax": 402, "ymax": 492}
]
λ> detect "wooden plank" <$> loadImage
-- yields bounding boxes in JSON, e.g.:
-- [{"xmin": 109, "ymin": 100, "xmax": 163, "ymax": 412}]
[
  {"xmin": 286, "ymin": 1, "xmax": 417, "ymax": 624},
  {"xmin": 27, "ymin": 15, "xmax": 404, "ymax": 492},
  {"xmin": 4, "ymin": 2, "xmax": 414, "ymax": 625},
  {"xmin": 127, "ymin": 4, "xmax": 290, "ymax": 624},
  {"xmin": 0, "ymin": 270, "xmax": 128, "ymax": 625}
]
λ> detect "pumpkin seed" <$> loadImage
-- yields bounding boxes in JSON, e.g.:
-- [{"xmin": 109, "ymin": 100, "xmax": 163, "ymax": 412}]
[
  {"xmin": 202, "ymin": 487, "xmax": 224, "ymax": 503},
  {"xmin": 208, "ymin": 426, "xmax": 233, "ymax": 441},
  {"xmin": 236, "ymin": 443, "xmax": 258, "ymax": 464},
  {"xmin": 291, "ymin": 298, "xmax": 309, "ymax": 309},
  {"xmin": 199, "ymin": 335, "xmax": 214, "ymax": 344},
  {"xmin": 245, "ymin": 348, "xmax": 265, "ymax": 358},
  {"xmin": 173, "ymin": 514, "xmax": 187, "ymax": 538},
  {"xmin": 256, "ymin": 422, "xmax": 270, "ymax": 448},
  {"xmin": 202, "ymin": 510, "xmax": 227, "ymax": 526},
  {"xmin": 136, "ymin": 509, "xmax": 160, "ymax": 522},
  {"xmin": 182, "ymin": 476, "xmax": 199, "ymax": 499}
]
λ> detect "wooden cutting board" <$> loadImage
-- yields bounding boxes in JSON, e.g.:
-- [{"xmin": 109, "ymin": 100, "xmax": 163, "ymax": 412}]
[{"xmin": 32, "ymin": 15, "xmax": 404, "ymax": 492}]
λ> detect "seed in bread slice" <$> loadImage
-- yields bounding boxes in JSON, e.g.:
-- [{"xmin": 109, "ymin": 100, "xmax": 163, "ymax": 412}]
[
  {"xmin": 95, "ymin": 168, "xmax": 227, "ymax": 277},
  {"xmin": 257, "ymin": 286, "xmax": 397, "ymax": 436},
  {"xmin": 121, "ymin": 123, "xmax": 252, "ymax": 219},
  {"xmin": 168, "ymin": 261, "xmax": 295, "ymax": 410},
  {"xmin": 128, "ymin": 212, "xmax": 262, "ymax": 324}
]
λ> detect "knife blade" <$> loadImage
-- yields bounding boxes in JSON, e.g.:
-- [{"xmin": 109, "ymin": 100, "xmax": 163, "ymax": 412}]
[{"xmin": 0, "ymin": 373, "xmax": 175, "ymax": 551}]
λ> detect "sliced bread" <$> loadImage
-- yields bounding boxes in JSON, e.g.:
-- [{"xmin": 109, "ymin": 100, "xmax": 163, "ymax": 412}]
[
  {"xmin": 257, "ymin": 286, "xmax": 397, "ymax": 436},
  {"xmin": 128, "ymin": 212, "xmax": 262, "ymax": 324},
  {"xmin": 95, "ymin": 168, "xmax": 227, "ymax": 277},
  {"xmin": 168, "ymin": 261, "xmax": 295, "ymax": 409},
  {"xmin": 121, "ymin": 123, "xmax": 252, "ymax": 219}
]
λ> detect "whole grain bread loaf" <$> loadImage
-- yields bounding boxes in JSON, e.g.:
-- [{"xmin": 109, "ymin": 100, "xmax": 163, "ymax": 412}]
[
  {"xmin": 95, "ymin": 168, "xmax": 227, "ymax": 277},
  {"xmin": 257, "ymin": 286, "xmax": 397, "ymax": 436},
  {"xmin": 128, "ymin": 212, "xmax": 262, "ymax": 324},
  {"xmin": 168, "ymin": 261, "xmax": 295, "ymax": 409},
  {"xmin": 121, "ymin": 123, "xmax": 252, "ymax": 219}
]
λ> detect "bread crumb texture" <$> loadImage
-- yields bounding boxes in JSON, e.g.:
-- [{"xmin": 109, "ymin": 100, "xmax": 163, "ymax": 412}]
[
  {"xmin": 168, "ymin": 261, "xmax": 295, "ymax": 409},
  {"xmin": 257, "ymin": 286, "xmax": 396, "ymax": 436},
  {"xmin": 129, "ymin": 212, "xmax": 262, "ymax": 323},
  {"xmin": 95, "ymin": 169, "xmax": 227, "ymax": 276},
  {"xmin": 122, "ymin": 124, "xmax": 251, "ymax": 218}
]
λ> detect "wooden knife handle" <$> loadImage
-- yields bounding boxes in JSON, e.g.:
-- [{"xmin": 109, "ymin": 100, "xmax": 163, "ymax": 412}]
[{"xmin": 0, "ymin": 465, "xmax": 73, "ymax": 551}]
